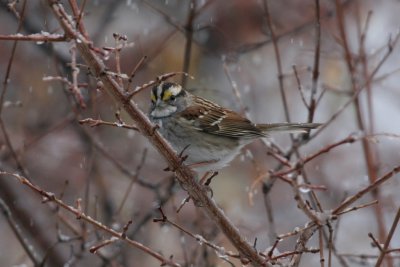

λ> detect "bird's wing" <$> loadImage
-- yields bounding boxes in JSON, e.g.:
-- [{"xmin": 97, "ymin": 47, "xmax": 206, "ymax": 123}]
[{"xmin": 177, "ymin": 96, "xmax": 264, "ymax": 139}]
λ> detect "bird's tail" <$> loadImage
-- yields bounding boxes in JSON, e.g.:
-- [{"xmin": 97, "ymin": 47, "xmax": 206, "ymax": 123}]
[{"xmin": 256, "ymin": 123, "xmax": 321, "ymax": 133}]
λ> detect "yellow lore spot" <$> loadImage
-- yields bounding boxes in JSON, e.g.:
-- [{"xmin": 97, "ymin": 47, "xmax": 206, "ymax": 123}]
[
  {"xmin": 162, "ymin": 89, "xmax": 173, "ymax": 101},
  {"xmin": 162, "ymin": 84, "xmax": 182, "ymax": 101}
]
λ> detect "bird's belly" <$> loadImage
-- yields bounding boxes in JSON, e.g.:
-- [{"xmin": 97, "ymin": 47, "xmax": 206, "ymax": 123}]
[{"xmin": 154, "ymin": 118, "xmax": 246, "ymax": 172}]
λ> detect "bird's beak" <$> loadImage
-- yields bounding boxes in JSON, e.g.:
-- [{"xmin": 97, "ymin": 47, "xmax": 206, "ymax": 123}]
[
  {"xmin": 150, "ymin": 100, "xmax": 177, "ymax": 118},
  {"xmin": 155, "ymin": 99, "xmax": 162, "ymax": 107}
]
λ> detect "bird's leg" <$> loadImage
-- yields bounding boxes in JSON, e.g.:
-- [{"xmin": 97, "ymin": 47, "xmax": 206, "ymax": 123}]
[
  {"xmin": 203, "ymin": 171, "xmax": 219, "ymax": 186},
  {"xmin": 199, "ymin": 171, "xmax": 219, "ymax": 198},
  {"xmin": 199, "ymin": 171, "xmax": 211, "ymax": 184}
]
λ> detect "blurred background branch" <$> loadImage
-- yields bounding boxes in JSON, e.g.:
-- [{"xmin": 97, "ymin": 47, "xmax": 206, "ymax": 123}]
[{"xmin": 0, "ymin": 0, "xmax": 400, "ymax": 266}]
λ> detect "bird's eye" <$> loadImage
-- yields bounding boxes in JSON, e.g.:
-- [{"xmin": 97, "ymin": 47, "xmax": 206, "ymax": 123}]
[{"xmin": 170, "ymin": 95, "xmax": 176, "ymax": 101}]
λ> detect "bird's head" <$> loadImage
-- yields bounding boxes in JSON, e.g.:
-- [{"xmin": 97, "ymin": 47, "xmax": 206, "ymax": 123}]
[{"xmin": 150, "ymin": 82, "xmax": 187, "ymax": 119}]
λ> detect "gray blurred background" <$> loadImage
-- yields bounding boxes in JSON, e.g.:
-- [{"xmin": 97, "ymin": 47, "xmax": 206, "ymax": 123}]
[{"xmin": 0, "ymin": 0, "xmax": 400, "ymax": 266}]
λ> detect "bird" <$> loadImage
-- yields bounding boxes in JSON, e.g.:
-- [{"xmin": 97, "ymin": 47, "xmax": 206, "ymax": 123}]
[{"xmin": 149, "ymin": 82, "xmax": 320, "ymax": 173}]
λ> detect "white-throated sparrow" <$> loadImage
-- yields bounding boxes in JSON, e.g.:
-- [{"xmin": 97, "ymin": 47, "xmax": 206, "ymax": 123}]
[{"xmin": 149, "ymin": 82, "xmax": 320, "ymax": 172}]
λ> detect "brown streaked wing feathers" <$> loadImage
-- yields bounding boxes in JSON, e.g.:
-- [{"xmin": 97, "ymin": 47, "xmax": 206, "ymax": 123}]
[{"xmin": 178, "ymin": 96, "xmax": 264, "ymax": 139}]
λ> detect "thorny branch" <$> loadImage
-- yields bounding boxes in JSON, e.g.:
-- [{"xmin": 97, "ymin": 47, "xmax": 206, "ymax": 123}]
[
  {"xmin": 0, "ymin": 1, "xmax": 399, "ymax": 266},
  {"xmin": 46, "ymin": 1, "xmax": 267, "ymax": 266}
]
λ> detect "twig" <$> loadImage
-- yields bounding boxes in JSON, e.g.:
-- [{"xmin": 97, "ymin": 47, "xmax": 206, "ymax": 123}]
[
  {"xmin": 142, "ymin": 0, "xmax": 185, "ymax": 32},
  {"xmin": 270, "ymin": 248, "xmax": 319, "ymax": 261},
  {"xmin": 181, "ymin": 0, "xmax": 196, "ymax": 87},
  {"xmin": 375, "ymin": 207, "xmax": 400, "ymax": 266},
  {"xmin": 278, "ymin": 222, "xmax": 315, "ymax": 240},
  {"xmin": 0, "ymin": 33, "xmax": 66, "ymax": 42},
  {"xmin": 0, "ymin": 198, "xmax": 40, "ymax": 265},
  {"xmin": 319, "ymin": 227, "xmax": 325, "ymax": 267},
  {"xmin": 115, "ymin": 149, "xmax": 148, "ymax": 216},
  {"xmin": 292, "ymin": 65, "xmax": 309, "ymax": 109},
  {"xmin": 369, "ymin": 232, "xmax": 383, "ymax": 251},
  {"xmin": 308, "ymin": 0, "xmax": 321, "ymax": 124},
  {"xmin": 127, "ymin": 55, "xmax": 147, "ymax": 90},
  {"xmin": 327, "ymin": 224, "xmax": 333, "ymax": 267},
  {"xmin": 129, "ymin": 177, "xmax": 176, "ymax": 237},
  {"xmin": 70, "ymin": 41, "xmax": 86, "ymax": 108},
  {"xmin": 89, "ymin": 236, "xmax": 119, "ymax": 254},
  {"xmin": 358, "ymin": 10, "xmax": 373, "ymax": 133},
  {"xmin": 333, "ymin": 165, "xmax": 400, "ymax": 214},
  {"xmin": 223, "ymin": 62, "xmax": 248, "ymax": 115},
  {"xmin": 335, "ymin": 200, "xmax": 378, "ymax": 216},
  {"xmin": 0, "ymin": 172, "xmax": 181, "ymax": 267},
  {"xmin": 273, "ymin": 135, "xmax": 358, "ymax": 177},
  {"xmin": 154, "ymin": 207, "xmax": 240, "ymax": 261},
  {"xmin": 262, "ymin": 0, "xmax": 290, "ymax": 121},
  {"xmin": 79, "ymin": 118, "xmax": 139, "ymax": 131},
  {"xmin": 68, "ymin": 0, "xmax": 90, "ymax": 39},
  {"xmin": 339, "ymin": 253, "xmax": 400, "ymax": 259},
  {"xmin": 126, "ymin": 72, "xmax": 193, "ymax": 99},
  {"xmin": 76, "ymin": 0, "xmax": 88, "ymax": 32},
  {"xmin": 112, "ymin": 33, "xmax": 126, "ymax": 87}
]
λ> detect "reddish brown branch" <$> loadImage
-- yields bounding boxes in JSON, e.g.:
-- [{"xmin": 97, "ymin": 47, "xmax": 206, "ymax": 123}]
[
  {"xmin": 0, "ymin": 33, "xmax": 67, "ymax": 42},
  {"xmin": 307, "ymin": 0, "xmax": 321, "ymax": 124},
  {"xmin": 375, "ymin": 207, "xmax": 400, "ymax": 266},
  {"xmin": 1, "ymin": 172, "xmax": 181, "ymax": 267},
  {"xmin": 181, "ymin": 0, "xmax": 196, "ymax": 87},
  {"xmin": 46, "ymin": 1, "xmax": 267, "ymax": 265},
  {"xmin": 333, "ymin": 165, "xmax": 400, "ymax": 214},
  {"xmin": 334, "ymin": 2, "xmax": 392, "ymax": 254},
  {"xmin": 79, "ymin": 118, "xmax": 139, "ymax": 131},
  {"xmin": 263, "ymin": 0, "xmax": 290, "ymax": 122},
  {"xmin": 273, "ymin": 135, "xmax": 357, "ymax": 177}
]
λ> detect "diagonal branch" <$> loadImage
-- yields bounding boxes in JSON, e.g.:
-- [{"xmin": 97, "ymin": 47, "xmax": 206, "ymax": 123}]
[{"xmin": 46, "ymin": 1, "xmax": 266, "ymax": 266}]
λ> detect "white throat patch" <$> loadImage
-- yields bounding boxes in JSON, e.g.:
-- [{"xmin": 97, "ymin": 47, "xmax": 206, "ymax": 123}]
[{"xmin": 150, "ymin": 105, "xmax": 177, "ymax": 118}]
